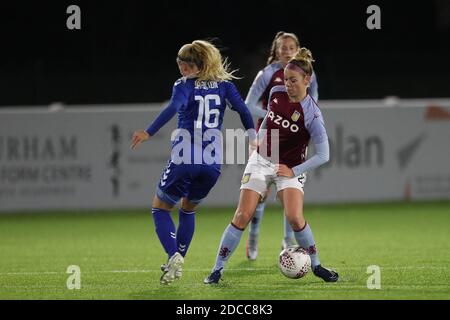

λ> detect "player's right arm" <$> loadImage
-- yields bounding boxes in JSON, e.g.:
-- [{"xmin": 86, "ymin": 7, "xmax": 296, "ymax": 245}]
[
  {"xmin": 131, "ymin": 80, "xmax": 187, "ymax": 150},
  {"xmin": 225, "ymin": 81, "xmax": 257, "ymax": 147}
]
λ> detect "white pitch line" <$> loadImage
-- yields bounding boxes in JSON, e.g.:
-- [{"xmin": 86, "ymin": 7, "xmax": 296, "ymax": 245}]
[
  {"xmin": 0, "ymin": 268, "xmax": 265, "ymax": 275},
  {"xmin": 1, "ymin": 271, "xmax": 61, "ymax": 276},
  {"xmin": 0, "ymin": 265, "xmax": 448, "ymax": 276}
]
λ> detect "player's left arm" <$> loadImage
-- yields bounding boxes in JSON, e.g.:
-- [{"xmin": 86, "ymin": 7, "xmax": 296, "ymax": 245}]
[
  {"xmin": 292, "ymin": 106, "xmax": 329, "ymax": 176},
  {"xmin": 277, "ymin": 106, "xmax": 329, "ymax": 177}
]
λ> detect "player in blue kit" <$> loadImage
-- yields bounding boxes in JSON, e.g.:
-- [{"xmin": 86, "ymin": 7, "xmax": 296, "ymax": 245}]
[
  {"xmin": 131, "ymin": 40, "xmax": 256, "ymax": 285},
  {"xmin": 244, "ymin": 32, "xmax": 319, "ymax": 260}
]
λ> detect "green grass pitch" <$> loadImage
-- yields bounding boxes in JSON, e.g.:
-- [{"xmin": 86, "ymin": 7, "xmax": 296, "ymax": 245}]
[{"xmin": 0, "ymin": 201, "xmax": 449, "ymax": 300}]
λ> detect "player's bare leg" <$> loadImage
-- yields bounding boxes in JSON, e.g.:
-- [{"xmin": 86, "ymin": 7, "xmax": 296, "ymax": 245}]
[
  {"xmin": 278, "ymin": 188, "xmax": 306, "ymax": 231},
  {"xmin": 232, "ymin": 189, "xmax": 262, "ymax": 229},
  {"xmin": 282, "ymin": 214, "xmax": 298, "ymax": 249},
  {"xmin": 278, "ymin": 188, "xmax": 338, "ymax": 282},
  {"xmin": 274, "ymin": 192, "xmax": 298, "ymax": 250},
  {"xmin": 205, "ymin": 189, "xmax": 261, "ymax": 284},
  {"xmin": 246, "ymin": 188, "xmax": 270, "ymax": 260},
  {"xmin": 247, "ymin": 189, "xmax": 297, "ymax": 260},
  {"xmin": 152, "ymin": 196, "xmax": 173, "ymax": 211},
  {"xmin": 180, "ymin": 197, "xmax": 197, "ymax": 212}
]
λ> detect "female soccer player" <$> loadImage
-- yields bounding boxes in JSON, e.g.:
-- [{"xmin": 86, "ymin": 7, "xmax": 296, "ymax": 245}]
[
  {"xmin": 131, "ymin": 40, "xmax": 255, "ymax": 285},
  {"xmin": 204, "ymin": 48, "xmax": 338, "ymax": 284},
  {"xmin": 245, "ymin": 31, "xmax": 319, "ymax": 261}
]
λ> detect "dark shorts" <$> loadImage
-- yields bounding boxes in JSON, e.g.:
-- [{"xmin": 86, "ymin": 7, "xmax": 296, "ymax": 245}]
[{"xmin": 156, "ymin": 160, "xmax": 221, "ymax": 206}]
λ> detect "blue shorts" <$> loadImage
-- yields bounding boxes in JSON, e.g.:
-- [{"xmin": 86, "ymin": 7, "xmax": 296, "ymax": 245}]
[{"xmin": 156, "ymin": 160, "xmax": 221, "ymax": 206}]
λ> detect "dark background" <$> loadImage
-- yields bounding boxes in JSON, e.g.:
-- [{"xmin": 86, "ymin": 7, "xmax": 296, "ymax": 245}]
[{"xmin": 1, "ymin": 0, "xmax": 449, "ymax": 106}]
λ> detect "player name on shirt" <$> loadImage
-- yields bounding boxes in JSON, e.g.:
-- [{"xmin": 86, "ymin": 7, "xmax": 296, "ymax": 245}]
[{"xmin": 195, "ymin": 80, "xmax": 219, "ymax": 90}]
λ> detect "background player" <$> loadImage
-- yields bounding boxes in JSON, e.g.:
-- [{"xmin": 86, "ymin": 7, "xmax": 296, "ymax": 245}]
[
  {"xmin": 244, "ymin": 31, "xmax": 319, "ymax": 261},
  {"xmin": 204, "ymin": 48, "xmax": 338, "ymax": 284},
  {"xmin": 131, "ymin": 40, "xmax": 255, "ymax": 285}
]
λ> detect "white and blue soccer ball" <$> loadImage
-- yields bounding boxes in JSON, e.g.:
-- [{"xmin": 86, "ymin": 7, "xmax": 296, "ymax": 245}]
[{"xmin": 278, "ymin": 246, "xmax": 311, "ymax": 279}]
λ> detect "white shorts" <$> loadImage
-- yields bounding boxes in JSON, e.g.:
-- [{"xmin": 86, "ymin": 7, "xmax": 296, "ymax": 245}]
[{"xmin": 240, "ymin": 152, "xmax": 306, "ymax": 196}]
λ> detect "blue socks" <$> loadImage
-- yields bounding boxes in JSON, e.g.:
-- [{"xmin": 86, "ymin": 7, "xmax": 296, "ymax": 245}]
[
  {"xmin": 249, "ymin": 202, "xmax": 265, "ymax": 238},
  {"xmin": 294, "ymin": 222, "xmax": 320, "ymax": 268},
  {"xmin": 152, "ymin": 208, "xmax": 196, "ymax": 259},
  {"xmin": 152, "ymin": 208, "xmax": 177, "ymax": 258},
  {"xmin": 176, "ymin": 209, "xmax": 195, "ymax": 257},
  {"xmin": 213, "ymin": 223, "xmax": 244, "ymax": 272}
]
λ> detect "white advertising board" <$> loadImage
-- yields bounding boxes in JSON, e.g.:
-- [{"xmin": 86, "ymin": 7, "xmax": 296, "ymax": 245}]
[{"xmin": 1, "ymin": 99, "xmax": 449, "ymax": 211}]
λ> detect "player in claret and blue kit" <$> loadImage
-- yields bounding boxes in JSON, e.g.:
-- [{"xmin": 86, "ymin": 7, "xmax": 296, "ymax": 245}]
[
  {"xmin": 244, "ymin": 32, "xmax": 319, "ymax": 260},
  {"xmin": 204, "ymin": 47, "xmax": 338, "ymax": 284},
  {"xmin": 131, "ymin": 40, "xmax": 256, "ymax": 285}
]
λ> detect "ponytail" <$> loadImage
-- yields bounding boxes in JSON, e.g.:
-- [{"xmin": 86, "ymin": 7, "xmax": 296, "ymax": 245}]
[
  {"xmin": 177, "ymin": 40, "xmax": 238, "ymax": 81},
  {"xmin": 288, "ymin": 47, "xmax": 314, "ymax": 76}
]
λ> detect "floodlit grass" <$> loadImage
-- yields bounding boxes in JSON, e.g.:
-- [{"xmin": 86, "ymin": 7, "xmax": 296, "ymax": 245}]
[{"xmin": 0, "ymin": 201, "xmax": 449, "ymax": 299}]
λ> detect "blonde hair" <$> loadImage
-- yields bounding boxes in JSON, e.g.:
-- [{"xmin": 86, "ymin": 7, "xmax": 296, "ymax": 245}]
[
  {"xmin": 177, "ymin": 40, "xmax": 238, "ymax": 81},
  {"xmin": 288, "ymin": 47, "xmax": 315, "ymax": 76},
  {"xmin": 267, "ymin": 31, "xmax": 300, "ymax": 65}
]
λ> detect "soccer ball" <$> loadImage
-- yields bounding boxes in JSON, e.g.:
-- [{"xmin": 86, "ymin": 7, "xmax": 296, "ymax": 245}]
[{"xmin": 278, "ymin": 246, "xmax": 311, "ymax": 279}]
